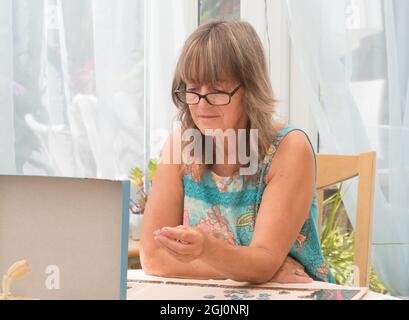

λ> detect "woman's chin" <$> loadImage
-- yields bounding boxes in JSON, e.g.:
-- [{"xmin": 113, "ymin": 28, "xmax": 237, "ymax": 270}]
[{"xmin": 198, "ymin": 125, "xmax": 225, "ymax": 135}]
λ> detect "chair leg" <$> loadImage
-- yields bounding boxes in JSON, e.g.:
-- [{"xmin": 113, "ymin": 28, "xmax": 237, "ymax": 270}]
[{"xmin": 354, "ymin": 152, "xmax": 376, "ymax": 287}]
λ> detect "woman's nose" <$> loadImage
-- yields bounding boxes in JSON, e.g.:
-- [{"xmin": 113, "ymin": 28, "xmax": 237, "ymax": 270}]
[
  {"xmin": 198, "ymin": 95, "xmax": 211, "ymax": 108},
  {"xmin": 196, "ymin": 86, "xmax": 210, "ymax": 108}
]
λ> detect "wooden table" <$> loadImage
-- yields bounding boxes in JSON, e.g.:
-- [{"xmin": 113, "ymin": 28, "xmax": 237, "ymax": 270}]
[
  {"xmin": 127, "ymin": 269, "xmax": 396, "ymax": 300},
  {"xmin": 128, "ymin": 239, "xmax": 141, "ymax": 269}
]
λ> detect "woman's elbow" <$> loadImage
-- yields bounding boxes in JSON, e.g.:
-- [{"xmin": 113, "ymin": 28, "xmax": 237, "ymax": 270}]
[
  {"xmin": 228, "ymin": 265, "xmax": 276, "ymax": 284},
  {"xmin": 140, "ymin": 257, "xmax": 161, "ymax": 277},
  {"xmin": 244, "ymin": 270, "xmax": 276, "ymax": 284},
  {"xmin": 140, "ymin": 247, "xmax": 172, "ymax": 277},
  {"xmin": 140, "ymin": 250, "xmax": 159, "ymax": 274},
  {"xmin": 239, "ymin": 258, "xmax": 281, "ymax": 284}
]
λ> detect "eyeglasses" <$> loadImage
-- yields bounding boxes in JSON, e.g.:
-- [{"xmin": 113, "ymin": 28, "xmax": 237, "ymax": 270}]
[{"xmin": 174, "ymin": 84, "xmax": 242, "ymax": 106}]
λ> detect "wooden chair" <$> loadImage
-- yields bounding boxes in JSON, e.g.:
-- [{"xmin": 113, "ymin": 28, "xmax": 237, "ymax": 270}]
[{"xmin": 316, "ymin": 152, "xmax": 376, "ymax": 287}]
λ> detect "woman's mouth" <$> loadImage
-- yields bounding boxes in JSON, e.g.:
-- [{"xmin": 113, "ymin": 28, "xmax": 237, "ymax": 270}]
[{"xmin": 198, "ymin": 115, "xmax": 220, "ymax": 119}]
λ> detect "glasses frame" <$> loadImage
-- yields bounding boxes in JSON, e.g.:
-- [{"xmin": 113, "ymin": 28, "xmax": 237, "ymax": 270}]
[{"xmin": 174, "ymin": 83, "xmax": 242, "ymax": 106}]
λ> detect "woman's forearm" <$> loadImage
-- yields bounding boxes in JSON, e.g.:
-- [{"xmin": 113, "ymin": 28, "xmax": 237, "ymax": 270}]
[
  {"xmin": 142, "ymin": 233, "xmax": 283, "ymax": 283},
  {"xmin": 201, "ymin": 234, "xmax": 282, "ymax": 283},
  {"xmin": 140, "ymin": 245, "xmax": 227, "ymax": 280}
]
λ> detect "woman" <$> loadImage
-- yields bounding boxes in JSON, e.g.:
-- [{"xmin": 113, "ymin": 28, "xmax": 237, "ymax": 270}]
[{"xmin": 140, "ymin": 19, "xmax": 334, "ymax": 284}]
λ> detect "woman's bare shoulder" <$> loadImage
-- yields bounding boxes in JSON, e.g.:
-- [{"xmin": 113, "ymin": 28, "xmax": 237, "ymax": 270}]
[
  {"xmin": 265, "ymin": 129, "xmax": 315, "ymax": 183},
  {"xmin": 158, "ymin": 130, "xmax": 184, "ymax": 176}
]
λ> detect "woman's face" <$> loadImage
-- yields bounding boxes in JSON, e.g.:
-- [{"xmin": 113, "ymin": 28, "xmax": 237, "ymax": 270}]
[{"xmin": 186, "ymin": 81, "xmax": 248, "ymax": 134}]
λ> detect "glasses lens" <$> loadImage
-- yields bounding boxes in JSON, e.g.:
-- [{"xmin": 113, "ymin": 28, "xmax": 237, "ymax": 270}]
[
  {"xmin": 177, "ymin": 92, "xmax": 199, "ymax": 104},
  {"xmin": 185, "ymin": 92, "xmax": 200, "ymax": 104},
  {"xmin": 206, "ymin": 93, "xmax": 230, "ymax": 106}
]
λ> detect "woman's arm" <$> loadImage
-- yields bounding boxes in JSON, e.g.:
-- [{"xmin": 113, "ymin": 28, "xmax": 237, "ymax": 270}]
[
  {"xmin": 155, "ymin": 130, "xmax": 315, "ymax": 283},
  {"xmin": 140, "ymin": 132, "xmax": 226, "ymax": 279}
]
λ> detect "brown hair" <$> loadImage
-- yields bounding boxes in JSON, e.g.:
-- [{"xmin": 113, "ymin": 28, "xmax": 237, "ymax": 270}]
[{"xmin": 171, "ymin": 19, "xmax": 279, "ymax": 178}]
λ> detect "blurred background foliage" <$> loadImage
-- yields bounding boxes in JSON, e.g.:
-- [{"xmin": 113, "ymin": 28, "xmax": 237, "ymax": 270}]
[
  {"xmin": 199, "ymin": 0, "xmax": 240, "ymax": 24},
  {"xmin": 320, "ymin": 185, "xmax": 388, "ymax": 294}
]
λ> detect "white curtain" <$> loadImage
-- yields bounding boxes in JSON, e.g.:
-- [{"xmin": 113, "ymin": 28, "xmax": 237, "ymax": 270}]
[
  {"xmin": 0, "ymin": 0, "xmax": 194, "ymax": 181},
  {"xmin": 285, "ymin": 0, "xmax": 409, "ymax": 296},
  {"xmin": 0, "ymin": 0, "xmax": 144, "ymax": 179},
  {"xmin": 145, "ymin": 0, "xmax": 198, "ymax": 169}
]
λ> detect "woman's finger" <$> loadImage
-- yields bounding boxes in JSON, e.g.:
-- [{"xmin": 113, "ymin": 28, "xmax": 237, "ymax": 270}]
[
  {"xmin": 293, "ymin": 269, "xmax": 308, "ymax": 277},
  {"xmin": 154, "ymin": 237, "xmax": 192, "ymax": 260},
  {"xmin": 154, "ymin": 234, "xmax": 192, "ymax": 255},
  {"xmin": 160, "ymin": 226, "xmax": 196, "ymax": 243},
  {"xmin": 272, "ymin": 267, "xmax": 313, "ymax": 284}
]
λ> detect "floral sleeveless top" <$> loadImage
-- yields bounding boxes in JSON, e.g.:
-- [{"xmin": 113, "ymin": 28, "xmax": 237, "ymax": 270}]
[{"xmin": 182, "ymin": 125, "xmax": 335, "ymax": 283}]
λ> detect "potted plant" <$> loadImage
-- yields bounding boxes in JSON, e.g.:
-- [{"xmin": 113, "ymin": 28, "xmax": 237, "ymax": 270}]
[{"xmin": 128, "ymin": 159, "xmax": 157, "ymax": 240}]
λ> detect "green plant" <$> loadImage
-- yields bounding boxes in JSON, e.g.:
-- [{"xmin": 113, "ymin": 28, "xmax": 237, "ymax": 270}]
[
  {"xmin": 199, "ymin": 0, "xmax": 240, "ymax": 24},
  {"xmin": 129, "ymin": 159, "xmax": 158, "ymax": 212},
  {"xmin": 320, "ymin": 185, "xmax": 388, "ymax": 294}
]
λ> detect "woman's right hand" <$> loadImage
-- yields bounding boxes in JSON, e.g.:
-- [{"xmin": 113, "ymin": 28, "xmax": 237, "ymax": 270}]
[{"xmin": 271, "ymin": 256, "xmax": 313, "ymax": 283}]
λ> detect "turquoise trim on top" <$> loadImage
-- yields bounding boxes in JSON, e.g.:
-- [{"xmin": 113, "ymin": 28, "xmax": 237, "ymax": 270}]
[
  {"xmin": 120, "ymin": 180, "xmax": 130, "ymax": 300},
  {"xmin": 184, "ymin": 174, "xmax": 258, "ymax": 207}
]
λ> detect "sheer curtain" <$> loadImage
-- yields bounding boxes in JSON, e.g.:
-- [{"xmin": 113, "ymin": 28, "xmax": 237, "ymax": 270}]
[
  {"xmin": 0, "ymin": 0, "xmax": 194, "ymax": 181},
  {"xmin": 285, "ymin": 0, "xmax": 409, "ymax": 296},
  {"xmin": 145, "ymin": 0, "xmax": 198, "ymax": 167},
  {"xmin": 0, "ymin": 0, "xmax": 144, "ymax": 179}
]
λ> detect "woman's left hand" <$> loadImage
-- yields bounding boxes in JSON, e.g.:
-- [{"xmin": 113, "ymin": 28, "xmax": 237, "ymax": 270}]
[
  {"xmin": 154, "ymin": 225, "xmax": 208, "ymax": 263},
  {"xmin": 271, "ymin": 256, "xmax": 313, "ymax": 283}
]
